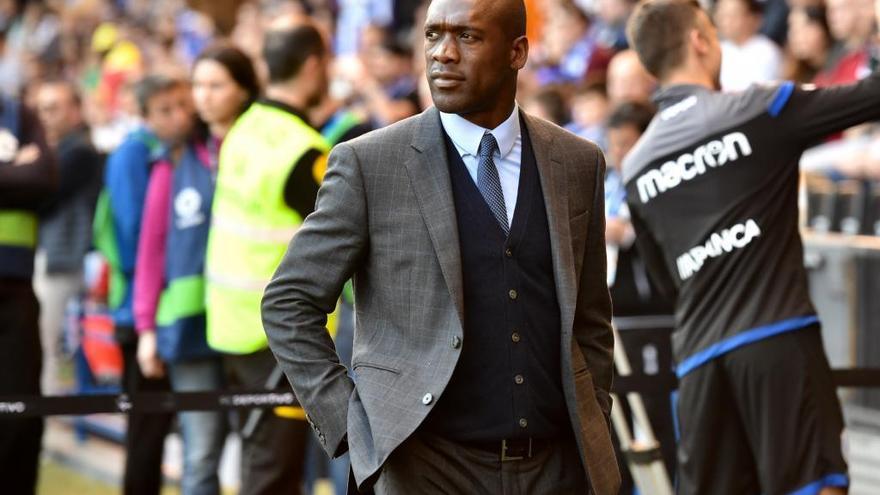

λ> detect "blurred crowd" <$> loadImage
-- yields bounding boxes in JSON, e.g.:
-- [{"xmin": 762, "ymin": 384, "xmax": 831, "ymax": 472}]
[{"xmin": 2, "ymin": 0, "xmax": 877, "ymax": 493}]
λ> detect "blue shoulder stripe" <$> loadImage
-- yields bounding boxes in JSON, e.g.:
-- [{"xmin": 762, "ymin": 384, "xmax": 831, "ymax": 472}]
[{"xmin": 768, "ymin": 81, "xmax": 796, "ymax": 117}]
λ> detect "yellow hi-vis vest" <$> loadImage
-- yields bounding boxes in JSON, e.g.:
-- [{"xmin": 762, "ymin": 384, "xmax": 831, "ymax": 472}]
[{"xmin": 205, "ymin": 102, "xmax": 329, "ymax": 354}]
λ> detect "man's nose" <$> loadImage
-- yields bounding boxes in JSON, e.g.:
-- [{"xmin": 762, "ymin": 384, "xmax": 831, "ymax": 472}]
[{"xmin": 431, "ymin": 35, "xmax": 459, "ymax": 64}]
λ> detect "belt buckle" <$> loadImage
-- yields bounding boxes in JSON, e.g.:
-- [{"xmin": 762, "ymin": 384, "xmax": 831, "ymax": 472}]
[{"xmin": 501, "ymin": 438, "xmax": 531, "ymax": 462}]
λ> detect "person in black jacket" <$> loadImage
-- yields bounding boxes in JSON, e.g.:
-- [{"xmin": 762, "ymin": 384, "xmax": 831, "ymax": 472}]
[
  {"xmin": 33, "ymin": 79, "xmax": 103, "ymax": 395},
  {"xmin": 0, "ymin": 94, "xmax": 56, "ymax": 494},
  {"xmin": 625, "ymin": 1, "xmax": 880, "ymax": 494}
]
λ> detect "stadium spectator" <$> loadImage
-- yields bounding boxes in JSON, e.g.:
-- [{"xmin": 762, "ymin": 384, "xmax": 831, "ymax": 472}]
[
  {"xmin": 33, "ymin": 79, "xmax": 102, "ymax": 396},
  {"xmin": 97, "ymin": 74, "xmax": 192, "ymax": 495},
  {"xmin": 785, "ymin": 5, "xmax": 833, "ymax": 83},
  {"xmin": 537, "ymin": 0, "xmax": 613, "ymax": 84},
  {"xmin": 817, "ymin": 0, "xmax": 875, "ymax": 86},
  {"xmin": 715, "ymin": 0, "xmax": 783, "ymax": 90},
  {"xmin": 0, "ymin": 78, "xmax": 56, "ymax": 495},
  {"xmin": 594, "ymin": 0, "xmax": 636, "ymax": 50},
  {"xmin": 565, "ymin": 83, "xmax": 610, "ymax": 146},
  {"xmin": 204, "ymin": 23, "xmax": 330, "ymax": 495},
  {"xmin": 522, "ymin": 86, "xmax": 571, "ymax": 126},
  {"xmin": 607, "ymin": 49, "xmax": 656, "ymax": 105},
  {"xmin": 351, "ymin": 32, "xmax": 420, "ymax": 127},
  {"xmin": 133, "ymin": 43, "xmax": 259, "ymax": 495}
]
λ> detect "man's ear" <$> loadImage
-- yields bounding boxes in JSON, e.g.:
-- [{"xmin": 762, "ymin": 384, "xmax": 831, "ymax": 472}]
[
  {"xmin": 511, "ymin": 35, "xmax": 529, "ymax": 70},
  {"xmin": 303, "ymin": 53, "xmax": 321, "ymax": 74},
  {"xmin": 690, "ymin": 28, "xmax": 709, "ymax": 56}
]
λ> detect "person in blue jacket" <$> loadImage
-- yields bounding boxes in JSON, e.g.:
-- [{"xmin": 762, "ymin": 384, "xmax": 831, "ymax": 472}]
[{"xmin": 97, "ymin": 74, "xmax": 194, "ymax": 495}]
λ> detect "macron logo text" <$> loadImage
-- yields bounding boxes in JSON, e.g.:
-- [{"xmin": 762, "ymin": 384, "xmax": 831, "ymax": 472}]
[{"xmin": 637, "ymin": 132, "xmax": 753, "ymax": 203}]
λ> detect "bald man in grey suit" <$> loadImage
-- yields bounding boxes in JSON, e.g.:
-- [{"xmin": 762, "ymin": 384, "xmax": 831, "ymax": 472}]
[{"xmin": 261, "ymin": 0, "xmax": 620, "ymax": 492}]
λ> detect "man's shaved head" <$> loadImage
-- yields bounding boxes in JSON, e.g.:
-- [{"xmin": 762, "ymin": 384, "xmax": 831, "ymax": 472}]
[
  {"xmin": 496, "ymin": 0, "xmax": 527, "ymax": 40},
  {"xmin": 431, "ymin": 0, "xmax": 526, "ymax": 39},
  {"xmin": 424, "ymin": 0, "xmax": 529, "ymax": 127}
]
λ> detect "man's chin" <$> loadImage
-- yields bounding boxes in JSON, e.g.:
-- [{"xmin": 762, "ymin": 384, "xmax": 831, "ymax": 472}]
[{"xmin": 430, "ymin": 94, "xmax": 466, "ymax": 114}]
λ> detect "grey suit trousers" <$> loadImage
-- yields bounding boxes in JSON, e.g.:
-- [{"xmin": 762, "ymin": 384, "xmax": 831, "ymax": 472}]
[{"xmin": 373, "ymin": 433, "xmax": 588, "ymax": 495}]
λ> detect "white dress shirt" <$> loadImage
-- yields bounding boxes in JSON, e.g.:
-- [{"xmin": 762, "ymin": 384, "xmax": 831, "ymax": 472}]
[{"xmin": 439, "ymin": 106, "xmax": 522, "ymax": 226}]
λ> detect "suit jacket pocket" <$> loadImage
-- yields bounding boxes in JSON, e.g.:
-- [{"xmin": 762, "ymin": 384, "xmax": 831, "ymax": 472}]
[{"xmin": 352, "ymin": 361, "xmax": 402, "ymax": 375}]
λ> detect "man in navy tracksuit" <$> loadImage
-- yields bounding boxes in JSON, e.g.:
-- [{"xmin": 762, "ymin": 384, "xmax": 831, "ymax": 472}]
[{"xmin": 624, "ymin": 1, "xmax": 880, "ymax": 494}]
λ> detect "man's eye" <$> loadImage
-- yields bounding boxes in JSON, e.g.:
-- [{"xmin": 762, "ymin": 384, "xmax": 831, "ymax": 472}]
[
  {"xmin": 425, "ymin": 31, "xmax": 438, "ymax": 41},
  {"xmin": 460, "ymin": 32, "xmax": 474, "ymax": 41}
]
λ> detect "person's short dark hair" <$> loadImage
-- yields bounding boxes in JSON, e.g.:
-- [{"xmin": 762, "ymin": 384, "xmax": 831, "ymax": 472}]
[
  {"xmin": 195, "ymin": 42, "xmax": 261, "ymax": 114},
  {"xmin": 380, "ymin": 35, "xmax": 413, "ymax": 60},
  {"xmin": 607, "ymin": 102, "xmax": 655, "ymax": 134},
  {"xmin": 529, "ymin": 87, "xmax": 570, "ymax": 126},
  {"xmin": 574, "ymin": 82, "xmax": 608, "ymax": 100},
  {"xmin": 626, "ymin": 0, "xmax": 703, "ymax": 80},
  {"xmin": 720, "ymin": 0, "xmax": 763, "ymax": 16},
  {"xmin": 39, "ymin": 78, "xmax": 82, "ymax": 107},
  {"xmin": 263, "ymin": 24, "xmax": 326, "ymax": 84},
  {"xmin": 557, "ymin": 0, "xmax": 590, "ymax": 27},
  {"xmin": 797, "ymin": 5, "xmax": 831, "ymax": 39},
  {"xmin": 743, "ymin": 0, "xmax": 763, "ymax": 15},
  {"xmin": 133, "ymin": 74, "xmax": 186, "ymax": 117}
]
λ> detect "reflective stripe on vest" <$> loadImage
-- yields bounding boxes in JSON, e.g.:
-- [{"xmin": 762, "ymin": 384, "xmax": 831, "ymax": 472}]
[
  {"xmin": 211, "ymin": 216, "xmax": 300, "ymax": 243},
  {"xmin": 155, "ymin": 274, "xmax": 212, "ymax": 363},
  {"xmin": 0, "ymin": 210, "xmax": 37, "ymax": 279},
  {"xmin": 0, "ymin": 100, "xmax": 33, "ymax": 279},
  {"xmin": 0, "ymin": 210, "xmax": 38, "ymax": 247},
  {"xmin": 156, "ymin": 274, "xmax": 206, "ymax": 326},
  {"xmin": 206, "ymin": 102, "xmax": 329, "ymax": 354}
]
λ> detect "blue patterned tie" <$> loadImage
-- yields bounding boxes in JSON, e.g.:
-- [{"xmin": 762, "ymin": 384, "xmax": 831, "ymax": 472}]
[{"xmin": 477, "ymin": 132, "xmax": 509, "ymax": 235}]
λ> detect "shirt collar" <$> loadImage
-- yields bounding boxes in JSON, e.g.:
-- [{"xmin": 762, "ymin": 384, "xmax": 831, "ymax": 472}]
[
  {"xmin": 439, "ymin": 104, "xmax": 520, "ymax": 159},
  {"xmin": 652, "ymin": 84, "xmax": 712, "ymax": 109},
  {"xmin": 259, "ymin": 98, "xmax": 312, "ymax": 127}
]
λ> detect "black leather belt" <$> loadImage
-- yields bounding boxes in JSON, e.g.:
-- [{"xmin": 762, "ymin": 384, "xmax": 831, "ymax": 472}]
[{"xmin": 465, "ymin": 438, "xmax": 550, "ymax": 462}]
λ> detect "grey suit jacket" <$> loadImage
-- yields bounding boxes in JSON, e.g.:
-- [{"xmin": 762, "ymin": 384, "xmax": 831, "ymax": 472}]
[{"xmin": 262, "ymin": 107, "xmax": 620, "ymax": 494}]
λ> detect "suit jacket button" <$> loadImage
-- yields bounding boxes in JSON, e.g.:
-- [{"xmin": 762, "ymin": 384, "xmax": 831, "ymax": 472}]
[
  {"xmin": 452, "ymin": 336, "xmax": 461, "ymax": 349},
  {"xmin": 422, "ymin": 393, "xmax": 434, "ymax": 405}
]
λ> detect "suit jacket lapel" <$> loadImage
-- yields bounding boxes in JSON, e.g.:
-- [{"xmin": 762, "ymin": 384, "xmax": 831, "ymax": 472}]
[
  {"xmin": 522, "ymin": 113, "xmax": 577, "ymax": 340},
  {"xmin": 405, "ymin": 108, "xmax": 465, "ymax": 324}
]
